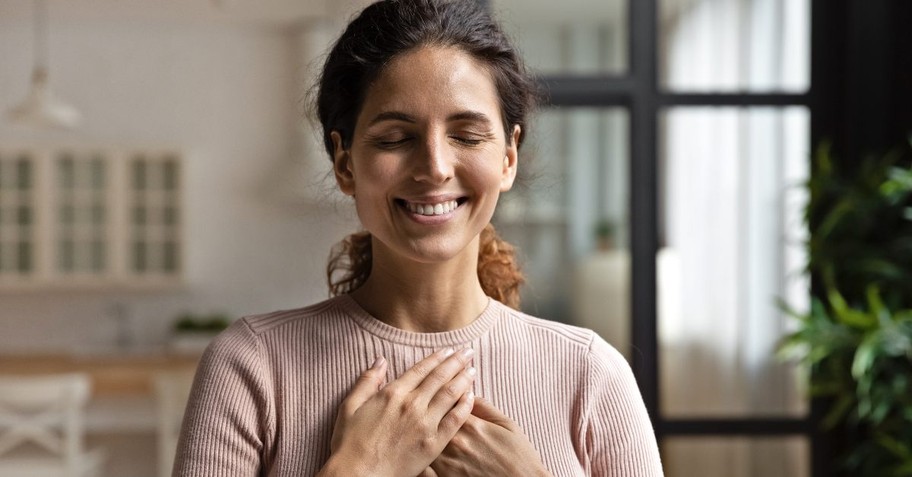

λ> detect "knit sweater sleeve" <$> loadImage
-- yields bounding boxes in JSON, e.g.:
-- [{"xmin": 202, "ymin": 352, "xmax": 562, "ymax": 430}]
[
  {"xmin": 582, "ymin": 334, "xmax": 664, "ymax": 476},
  {"xmin": 172, "ymin": 319, "xmax": 275, "ymax": 477}
]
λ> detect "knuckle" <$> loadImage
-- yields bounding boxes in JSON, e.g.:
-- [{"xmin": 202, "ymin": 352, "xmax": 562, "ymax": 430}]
[
  {"xmin": 398, "ymin": 397, "xmax": 421, "ymax": 415},
  {"xmin": 410, "ymin": 361, "xmax": 432, "ymax": 377},
  {"xmin": 443, "ymin": 382, "xmax": 461, "ymax": 399},
  {"xmin": 379, "ymin": 387, "xmax": 401, "ymax": 404},
  {"xmin": 418, "ymin": 433, "xmax": 437, "ymax": 453},
  {"xmin": 440, "ymin": 409, "xmax": 465, "ymax": 431},
  {"xmin": 450, "ymin": 433, "xmax": 470, "ymax": 453},
  {"xmin": 356, "ymin": 372, "xmax": 377, "ymax": 386},
  {"xmin": 426, "ymin": 367, "xmax": 453, "ymax": 387}
]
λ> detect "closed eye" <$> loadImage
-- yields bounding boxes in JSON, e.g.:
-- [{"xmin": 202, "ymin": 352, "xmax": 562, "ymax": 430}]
[
  {"xmin": 451, "ymin": 136, "xmax": 483, "ymax": 146},
  {"xmin": 373, "ymin": 137, "xmax": 412, "ymax": 149}
]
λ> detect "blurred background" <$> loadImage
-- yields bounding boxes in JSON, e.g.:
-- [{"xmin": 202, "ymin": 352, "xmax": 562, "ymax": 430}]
[{"xmin": 1, "ymin": 0, "xmax": 910, "ymax": 476}]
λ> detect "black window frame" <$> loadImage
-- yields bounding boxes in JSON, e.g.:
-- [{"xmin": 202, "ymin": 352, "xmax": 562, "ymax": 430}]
[{"xmin": 482, "ymin": 0, "xmax": 843, "ymax": 475}]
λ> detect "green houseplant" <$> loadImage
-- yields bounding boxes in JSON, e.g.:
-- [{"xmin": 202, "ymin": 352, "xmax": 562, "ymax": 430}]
[
  {"xmin": 780, "ymin": 140, "xmax": 912, "ymax": 476},
  {"xmin": 170, "ymin": 312, "xmax": 230, "ymax": 354}
]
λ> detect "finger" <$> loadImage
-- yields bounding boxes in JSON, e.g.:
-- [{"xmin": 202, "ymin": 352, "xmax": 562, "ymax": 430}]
[
  {"xmin": 437, "ymin": 388, "xmax": 475, "ymax": 439},
  {"xmin": 417, "ymin": 467, "xmax": 438, "ymax": 477},
  {"xmin": 470, "ymin": 396, "xmax": 519, "ymax": 432},
  {"xmin": 414, "ymin": 348, "xmax": 476, "ymax": 397},
  {"xmin": 391, "ymin": 347, "xmax": 458, "ymax": 391},
  {"xmin": 341, "ymin": 356, "xmax": 388, "ymax": 413},
  {"xmin": 426, "ymin": 365, "xmax": 476, "ymax": 420}
]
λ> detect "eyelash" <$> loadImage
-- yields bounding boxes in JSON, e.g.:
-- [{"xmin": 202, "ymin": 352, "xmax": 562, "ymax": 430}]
[
  {"xmin": 375, "ymin": 138, "xmax": 410, "ymax": 148},
  {"xmin": 372, "ymin": 136, "xmax": 483, "ymax": 149},
  {"xmin": 452, "ymin": 136, "xmax": 483, "ymax": 146}
]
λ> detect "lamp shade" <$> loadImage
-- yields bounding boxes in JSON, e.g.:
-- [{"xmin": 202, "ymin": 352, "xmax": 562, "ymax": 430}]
[{"xmin": 8, "ymin": 67, "xmax": 82, "ymax": 129}]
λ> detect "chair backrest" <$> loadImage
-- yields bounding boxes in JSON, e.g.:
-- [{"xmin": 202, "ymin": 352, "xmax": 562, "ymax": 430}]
[
  {"xmin": 0, "ymin": 373, "xmax": 92, "ymax": 473},
  {"xmin": 153, "ymin": 369, "xmax": 195, "ymax": 477}
]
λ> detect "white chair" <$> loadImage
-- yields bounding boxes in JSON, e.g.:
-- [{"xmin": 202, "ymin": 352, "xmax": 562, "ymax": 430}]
[
  {"xmin": 153, "ymin": 370, "xmax": 194, "ymax": 477},
  {"xmin": 0, "ymin": 373, "xmax": 105, "ymax": 477}
]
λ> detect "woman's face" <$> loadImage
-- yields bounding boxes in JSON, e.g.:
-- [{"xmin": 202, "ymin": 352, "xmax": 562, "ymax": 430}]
[{"xmin": 331, "ymin": 46, "xmax": 519, "ymax": 265}]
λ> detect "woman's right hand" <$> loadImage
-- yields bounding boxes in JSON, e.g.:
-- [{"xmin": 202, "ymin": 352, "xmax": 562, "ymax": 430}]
[{"xmin": 318, "ymin": 348, "xmax": 477, "ymax": 477}]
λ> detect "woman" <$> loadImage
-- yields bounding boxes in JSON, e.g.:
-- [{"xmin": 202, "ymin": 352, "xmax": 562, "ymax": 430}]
[{"xmin": 174, "ymin": 0, "xmax": 663, "ymax": 475}]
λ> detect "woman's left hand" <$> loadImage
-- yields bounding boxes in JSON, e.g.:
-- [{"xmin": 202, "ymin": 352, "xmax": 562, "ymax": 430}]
[{"xmin": 427, "ymin": 397, "xmax": 552, "ymax": 477}]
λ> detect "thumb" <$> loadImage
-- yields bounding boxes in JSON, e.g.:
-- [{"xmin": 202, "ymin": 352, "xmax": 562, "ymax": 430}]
[
  {"xmin": 344, "ymin": 356, "xmax": 388, "ymax": 412},
  {"xmin": 471, "ymin": 396, "xmax": 519, "ymax": 432}
]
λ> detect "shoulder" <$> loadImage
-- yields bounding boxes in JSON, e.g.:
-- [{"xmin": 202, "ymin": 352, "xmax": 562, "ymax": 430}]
[
  {"xmin": 493, "ymin": 301, "xmax": 614, "ymax": 352},
  {"xmin": 235, "ymin": 296, "xmax": 347, "ymax": 336},
  {"xmin": 494, "ymin": 300, "xmax": 624, "ymax": 360},
  {"xmin": 200, "ymin": 296, "xmax": 348, "ymax": 370}
]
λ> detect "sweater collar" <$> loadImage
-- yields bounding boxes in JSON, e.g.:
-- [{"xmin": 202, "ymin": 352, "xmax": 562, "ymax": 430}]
[{"xmin": 336, "ymin": 293, "xmax": 503, "ymax": 347}]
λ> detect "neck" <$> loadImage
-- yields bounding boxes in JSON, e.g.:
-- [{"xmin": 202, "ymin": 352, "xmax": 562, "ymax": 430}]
[{"xmin": 349, "ymin": 237, "xmax": 489, "ymax": 333}]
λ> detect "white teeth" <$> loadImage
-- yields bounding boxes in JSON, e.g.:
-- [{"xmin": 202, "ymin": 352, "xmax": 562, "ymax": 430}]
[{"xmin": 406, "ymin": 200, "xmax": 459, "ymax": 216}]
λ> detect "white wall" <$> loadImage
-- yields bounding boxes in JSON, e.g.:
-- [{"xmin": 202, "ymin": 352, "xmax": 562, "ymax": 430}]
[{"xmin": 0, "ymin": 14, "xmax": 359, "ymax": 351}]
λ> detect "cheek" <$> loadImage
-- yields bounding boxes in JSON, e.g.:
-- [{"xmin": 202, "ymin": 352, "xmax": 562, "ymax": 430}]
[
  {"xmin": 463, "ymin": 158, "xmax": 506, "ymax": 192},
  {"xmin": 351, "ymin": 156, "xmax": 400, "ymax": 195}
]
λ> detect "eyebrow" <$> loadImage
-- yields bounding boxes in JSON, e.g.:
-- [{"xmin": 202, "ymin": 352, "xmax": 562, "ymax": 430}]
[
  {"xmin": 368, "ymin": 111, "xmax": 417, "ymax": 126},
  {"xmin": 367, "ymin": 110, "xmax": 494, "ymax": 127}
]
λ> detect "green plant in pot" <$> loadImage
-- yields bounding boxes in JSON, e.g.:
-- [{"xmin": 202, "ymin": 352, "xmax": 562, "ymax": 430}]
[
  {"xmin": 171, "ymin": 312, "xmax": 231, "ymax": 354},
  {"xmin": 779, "ymin": 140, "xmax": 912, "ymax": 476}
]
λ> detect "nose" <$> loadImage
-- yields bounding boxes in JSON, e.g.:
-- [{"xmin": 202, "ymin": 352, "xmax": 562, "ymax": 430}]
[{"xmin": 411, "ymin": 134, "xmax": 454, "ymax": 184}]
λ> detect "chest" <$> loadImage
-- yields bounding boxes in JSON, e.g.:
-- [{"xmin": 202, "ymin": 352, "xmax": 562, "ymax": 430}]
[{"xmin": 265, "ymin": 347, "xmax": 588, "ymax": 476}]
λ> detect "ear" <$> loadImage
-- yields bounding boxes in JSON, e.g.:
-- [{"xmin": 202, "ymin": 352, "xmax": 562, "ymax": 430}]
[
  {"xmin": 331, "ymin": 131, "xmax": 355, "ymax": 196},
  {"xmin": 500, "ymin": 125, "xmax": 520, "ymax": 192}
]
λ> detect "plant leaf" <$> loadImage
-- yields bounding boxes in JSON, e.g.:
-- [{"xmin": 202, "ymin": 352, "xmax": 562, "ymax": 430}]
[
  {"xmin": 852, "ymin": 333, "xmax": 882, "ymax": 381},
  {"xmin": 822, "ymin": 393, "xmax": 855, "ymax": 429}
]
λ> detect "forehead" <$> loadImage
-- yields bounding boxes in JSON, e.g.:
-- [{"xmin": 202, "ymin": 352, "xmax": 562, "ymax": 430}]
[{"xmin": 358, "ymin": 46, "xmax": 502, "ymax": 123}]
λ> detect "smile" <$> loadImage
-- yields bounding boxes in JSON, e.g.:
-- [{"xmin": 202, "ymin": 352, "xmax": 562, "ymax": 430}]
[{"xmin": 405, "ymin": 199, "xmax": 459, "ymax": 216}]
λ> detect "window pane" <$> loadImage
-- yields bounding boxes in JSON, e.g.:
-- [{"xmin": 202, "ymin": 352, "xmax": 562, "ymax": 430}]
[
  {"xmin": 92, "ymin": 240, "xmax": 106, "ymax": 272},
  {"xmin": 129, "ymin": 154, "xmax": 182, "ymax": 277},
  {"xmin": 59, "ymin": 155, "xmax": 75, "ymax": 188},
  {"xmin": 55, "ymin": 154, "xmax": 109, "ymax": 274},
  {"xmin": 133, "ymin": 206, "xmax": 146, "ymax": 226},
  {"xmin": 133, "ymin": 159, "xmax": 147, "ymax": 191},
  {"xmin": 163, "ymin": 241, "xmax": 179, "ymax": 273},
  {"xmin": 91, "ymin": 157, "xmax": 105, "ymax": 189},
  {"xmin": 163, "ymin": 158, "xmax": 179, "ymax": 191},
  {"xmin": 17, "ymin": 206, "xmax": 31, "ymax": 227},
  {"xmin": 664, "ymin": 436, "xmax": 809, "ymax": 477},
  {"xmin": 659, "ymin": 107, "xmax": 810, "ymax": 416},
  {"xmin": 493, "ymin": 0, "xmax": 628, "ymax": 75},
  {"xmin": 16, "ymin": 158, "xmax": 32, "ymax": 190},
  {"xmin": 659, "ymin": 0, "xmax": 810, "ymax": 92},
  {"xmin": 17, "ymin": 241, "xmax": 31, "ymax": 273},
  {"xmin": 133, "ymin": 241, "xmax": 147, "ymax": 272},
  {"xmin": 494, "ymin": 107, "xmax": 632, "ymax": 357},
  {"xmin": 60, "ymin": 239, "xmax": 75, "ymax": 272}
]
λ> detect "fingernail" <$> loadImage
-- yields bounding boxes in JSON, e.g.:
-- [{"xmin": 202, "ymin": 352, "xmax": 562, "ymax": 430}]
[
  {"xmin": 467, "ymin": 367, "xmax": 477, "ymax": 377},
  {"xmin": 443, "ymin": 348, "xmax": 455, "ymax": 357},
  {"xmin": 460, "ymin": 348, "xmax": 475, "ymax": 358},
  {"xmin": 467, "ymin": 391, "xmax": 475, "ymax": 400},
  {"xmin": 371, "ymin": 356, "xmax": 385, "ymax": 369}
]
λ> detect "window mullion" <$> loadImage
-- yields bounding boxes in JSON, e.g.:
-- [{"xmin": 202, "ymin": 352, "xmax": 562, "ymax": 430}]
[
  {"xmin": 629, "ymin": 0, "xmax": 661, "ymax": 421},
  {"xmin": 110, "ymin": 149, "xmax": 128, "ymax": 283},
  {"xmin": 35, "ymin": 149, "xmax": 54, "ymax": 283}
]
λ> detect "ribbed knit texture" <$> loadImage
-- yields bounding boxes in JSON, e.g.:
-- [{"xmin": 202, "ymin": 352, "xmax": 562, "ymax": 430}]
[{"xmin": 173, "ymin": 295, "xmax": 664, "ymax": 476}]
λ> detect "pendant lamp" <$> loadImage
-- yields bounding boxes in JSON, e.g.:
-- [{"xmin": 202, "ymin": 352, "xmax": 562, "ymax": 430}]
[{"xmin": 7, "ymin": 0, "xmax": 82, "ymax": 129}]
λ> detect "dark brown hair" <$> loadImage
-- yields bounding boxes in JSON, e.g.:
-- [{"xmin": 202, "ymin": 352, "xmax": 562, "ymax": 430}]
[{"xmin": 316, "ymin": 0, "xmax": 538, "ymax": 309}]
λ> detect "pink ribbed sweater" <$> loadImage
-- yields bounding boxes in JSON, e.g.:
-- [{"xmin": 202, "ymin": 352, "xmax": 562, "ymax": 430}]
[{"xmin": 173, "ymin": 295, "xmax": 664, "ymax": 476}]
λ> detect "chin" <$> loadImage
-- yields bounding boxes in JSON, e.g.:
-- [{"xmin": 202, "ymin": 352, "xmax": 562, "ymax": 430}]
[{"xmin": 395, "ymin": 235, "xmax": 478, "ymax": 265}]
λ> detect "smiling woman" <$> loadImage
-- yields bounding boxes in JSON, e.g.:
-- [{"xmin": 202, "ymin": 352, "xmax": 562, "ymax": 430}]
[
  {"xmin": 172, "ymin": 1, "xmax": 663, "ymax": 476},
  {"xmin": 330, "ymin": 46, "xmax": 520, "ymax": 302}
]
